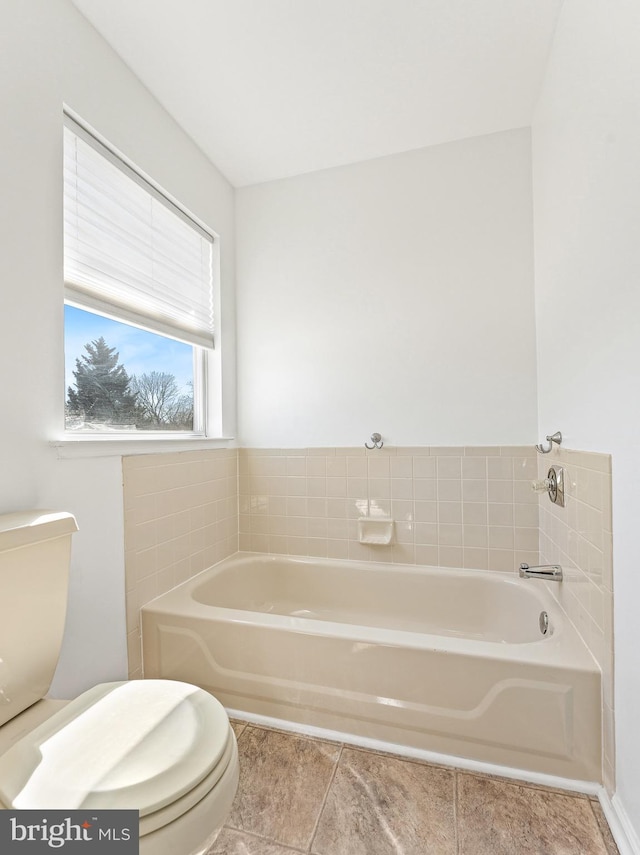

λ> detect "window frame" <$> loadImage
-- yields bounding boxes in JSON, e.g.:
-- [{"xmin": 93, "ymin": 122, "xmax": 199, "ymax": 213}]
[{"xmin": 62, "ymin": 111, "xmax": 221, "ymax": 441}]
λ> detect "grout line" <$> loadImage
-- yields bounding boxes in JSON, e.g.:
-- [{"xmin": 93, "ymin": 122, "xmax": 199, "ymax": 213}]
[
  {"xmin": 307, "ymin": 743, "xmax": 344, "ymax": 854},
  {"xmin": 230, "ymin": 721, "xmax": 247, "ymax": 741},
  {"xmin": 221, "ymin": 824, "xmax": 307, "ymax": 854}
]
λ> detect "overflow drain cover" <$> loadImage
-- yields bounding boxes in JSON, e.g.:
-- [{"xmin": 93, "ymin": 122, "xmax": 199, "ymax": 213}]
[{"xmin": 539, "ymin": 611, "xmax": 549, "ymax": 636}]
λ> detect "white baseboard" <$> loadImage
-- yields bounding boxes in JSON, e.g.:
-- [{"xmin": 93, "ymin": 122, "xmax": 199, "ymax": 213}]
[{"xmin": 598, "ymin": 790, "xmax": 640, "ymax": 855}]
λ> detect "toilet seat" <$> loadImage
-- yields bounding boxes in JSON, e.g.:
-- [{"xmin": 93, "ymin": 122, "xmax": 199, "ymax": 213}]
[
  {"xmin": 0, "ymin": 680, "xmax": 234, "ymax": 834},
  {"xmin": 138, "ymin": 733, "xmax": 236, "ymax": 836}
]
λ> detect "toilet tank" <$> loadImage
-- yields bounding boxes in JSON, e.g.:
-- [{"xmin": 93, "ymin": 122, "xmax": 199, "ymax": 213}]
[{"xmin": 0, "ymin": 511, "xmax": 78, "ymax": 727}]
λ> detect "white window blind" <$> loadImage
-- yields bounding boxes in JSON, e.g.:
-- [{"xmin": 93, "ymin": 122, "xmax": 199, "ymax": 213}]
[{"xmin": 63, "ymin": 117, "xmax": 214, "ymax": 349}]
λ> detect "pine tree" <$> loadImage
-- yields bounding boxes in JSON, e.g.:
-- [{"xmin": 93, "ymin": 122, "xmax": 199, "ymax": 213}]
[{"xmin": 67, "ymin": 337, "xmax": 139, "ymax": 425}]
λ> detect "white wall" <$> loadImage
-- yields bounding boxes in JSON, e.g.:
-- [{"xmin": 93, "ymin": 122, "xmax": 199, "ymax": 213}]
[
  {"xmin": 0, "ymin": 0, "xmax": 236, "ymax": 697},
  {"xmin": 236, "ymin": 130, "xmax": 537, "ymax": 448},
  {"xmin": 533, "ymin": 0, "xmax": 640, "ymax": 842}
]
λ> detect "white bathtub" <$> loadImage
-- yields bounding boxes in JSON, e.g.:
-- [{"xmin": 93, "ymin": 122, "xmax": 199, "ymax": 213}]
[{"xmin": 141, "ymin": 553, "xmax": 601, "ymax": 781}]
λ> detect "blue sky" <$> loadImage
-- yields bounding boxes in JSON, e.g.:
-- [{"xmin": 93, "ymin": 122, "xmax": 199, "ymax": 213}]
[{"xmin": 64, "ymin": 305, "xmax": 194, "ymax": 396}]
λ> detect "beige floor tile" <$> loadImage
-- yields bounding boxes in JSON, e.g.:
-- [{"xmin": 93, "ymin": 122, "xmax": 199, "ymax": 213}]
[
  {"xmin": 457, "ymin": 773, "xmax": 610, "ymax": 855},
  {"xmin": 311, "ymin": 747, "xmax": 456, "ymax": 855},
  {"xmin": 227, "ymin": 726, "xmax": 340, "ymax": 850},
  {"xmin": 209, "ymin": 827, "xmax": 305, "ymax": 854}
]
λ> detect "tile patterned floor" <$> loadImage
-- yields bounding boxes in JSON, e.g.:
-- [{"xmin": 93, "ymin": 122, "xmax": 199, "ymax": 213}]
[{"xmin": 210, "ymin": 720, "xmax": 619, "ymax": 855}]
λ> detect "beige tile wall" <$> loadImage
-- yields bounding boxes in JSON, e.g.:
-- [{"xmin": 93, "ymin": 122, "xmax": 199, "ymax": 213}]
[
  {"xmin": 537, "ymin": 446, "xmax": 614, "ymax": 792},
  {"xmin": 122, "ymin": 448, "xmax": 238, "ymax": 678},
  {"xmin": 239, "ymin": 446, "xmax": 540, "ymax": 573}
]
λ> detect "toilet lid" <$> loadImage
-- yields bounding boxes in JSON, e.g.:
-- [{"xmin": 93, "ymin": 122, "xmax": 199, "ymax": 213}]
[{"xmin": 0, "ymin": 680, "xmax": 231, "ymax": 816}]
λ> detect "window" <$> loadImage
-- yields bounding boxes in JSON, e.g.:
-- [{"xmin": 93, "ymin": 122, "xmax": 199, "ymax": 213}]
[{"xmin": 63, "ymin": 115, "xmax": 216, "ymax": 435}]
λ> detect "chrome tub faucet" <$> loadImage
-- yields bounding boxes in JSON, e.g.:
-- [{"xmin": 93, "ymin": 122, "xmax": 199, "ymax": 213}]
[{"xmin": 519, "ymin": 563, "xmax": 563, "ymax": 582}]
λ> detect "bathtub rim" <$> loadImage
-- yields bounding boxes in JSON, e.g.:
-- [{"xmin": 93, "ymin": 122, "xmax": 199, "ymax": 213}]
[{"xmin": 141, "ymin": 551, "xmax": 599, "ymax": 674}]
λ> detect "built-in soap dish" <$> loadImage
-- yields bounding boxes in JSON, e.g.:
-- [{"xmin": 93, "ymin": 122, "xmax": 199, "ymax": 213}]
[{"xmin": 358, "ymin": 518, "xmax": 394, "ymax": 545}]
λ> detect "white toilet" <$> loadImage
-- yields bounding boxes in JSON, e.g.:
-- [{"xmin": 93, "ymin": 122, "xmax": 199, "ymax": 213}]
[{"xmin": 0, "ymin": 510, "xmax": 238, "ymax": 855}]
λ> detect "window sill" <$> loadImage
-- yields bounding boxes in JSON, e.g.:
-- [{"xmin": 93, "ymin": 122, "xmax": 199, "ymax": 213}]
[{"xmin": 50, "ymin": 435, "xmax": 236, "ymax": 459}]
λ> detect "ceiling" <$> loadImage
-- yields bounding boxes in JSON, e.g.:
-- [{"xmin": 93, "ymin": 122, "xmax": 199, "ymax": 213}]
[{"xmin": 71, "ymin": 0, "xmax": 563, "ymax": 187}]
